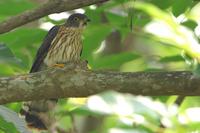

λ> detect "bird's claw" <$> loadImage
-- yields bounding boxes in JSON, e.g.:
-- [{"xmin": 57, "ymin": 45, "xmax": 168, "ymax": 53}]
[{"xmin": 53, "ymin": 63, "xmax": 65, "ymax": 68}]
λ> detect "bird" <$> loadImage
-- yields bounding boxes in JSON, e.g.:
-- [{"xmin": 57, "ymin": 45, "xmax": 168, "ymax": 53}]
[{"xmin": 20, "ymin": 13, "xmax": 90, "ymax": 130}]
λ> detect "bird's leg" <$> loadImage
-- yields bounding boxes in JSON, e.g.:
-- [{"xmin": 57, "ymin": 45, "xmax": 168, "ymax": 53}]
[
  {"xmin": 67, "ymin": 59, "xmax": 89, "ymax": 70},
  {"xmin": 80, "ymin": 59, "xmax": 88, "ymax": 66},
  {"xmin": 77, "ymin": 59, "xmax": 89, "ymax": 70}
]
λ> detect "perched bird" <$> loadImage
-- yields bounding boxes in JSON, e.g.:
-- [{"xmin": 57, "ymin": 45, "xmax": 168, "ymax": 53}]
[{"xmin": 20, "ymin": 13, "xmax": 90, "ymax": 130}]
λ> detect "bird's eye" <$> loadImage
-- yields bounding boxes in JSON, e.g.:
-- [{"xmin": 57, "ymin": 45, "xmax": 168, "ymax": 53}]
[{"xmin": 74, "ymin": 17, "xmax": 79, "ymax": 21}]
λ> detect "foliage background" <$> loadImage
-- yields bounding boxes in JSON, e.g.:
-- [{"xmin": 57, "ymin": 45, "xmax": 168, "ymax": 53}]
[{"xmin": 0, "ymin": 0, "xmax": 200, "ymax": 133}]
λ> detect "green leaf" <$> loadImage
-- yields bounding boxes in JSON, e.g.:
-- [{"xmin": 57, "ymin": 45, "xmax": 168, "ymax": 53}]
[
  {"xmin": 159, "ymin": 55, "xmax": 185, "ymax": 63},
  {"xmin": 0, "ymin": 105, "xmax": 30, "ymax": 133},
  {"xmin": 152, "ymin": 96, "xmax": 170, "ymax": 103},
  {"xmin": 5, "ymin": 103, "xmax": 22, "ymax": 113},
  {"xmin": 0, "ymin": 43, "xmax": 24, "ymax": 67},
  {"xmin": 0, "ymin": 28, "xmax": 46, "ymax": 50},
  {"xmin": 150, "ymin": 0, "xmax": 173, "ymax": 9},
  {"xmin": 0, "ymin": 43, "xmax": 13, "ymax": 57},
  {"xmin": 172, "ymin": 0, "xmax": 192, "ymax": 17},
  {"xmin": 0, "ymin": 0, "xmax": 36, "ymax": 17},
  {"xmin": 0, "ymin": 64, "xmax": 16, "ymax": 76},
  {"xmin": 181, "ymin": 20, "xmax": 198, "ymax": 31},
  {"xmin": 87, "ymin": 0, "xmax": 123, "ymax": 12},
  {"xmin": 0, "ymin": 44, "xmax": 23, "ymax": 66},
  {"xmin": 91, "ymin": 52, "xmax": 140, "ymax": 69},
  {"xmin": 0, "ymin": 116, "xmax": 19, "ymax": 133},
  {"xmin": 185, "ymin": 122, "xmax": 200, "ymax": 131},
  {"xmin": 180, "ymin": 97, "xmax": 200, "ymax": 110},
  {"xmin": 85, "ymin": 9, "xmax": 103, "ymax": 24},
  {"xmin": 105, "ymin": 11, "xmax": 127, "ymax": 27},
  {"xmin": 0, "ymin": 28, "xmax": 47, "ymax": 68},
  {"xmin": 82, "ymin": 24, "xmax": 112, "ymax": 59}
]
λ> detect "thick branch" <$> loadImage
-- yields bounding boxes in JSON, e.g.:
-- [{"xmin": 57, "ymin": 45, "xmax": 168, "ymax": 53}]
[
  {"xmin": 0, "ymin": 62, "xmax": 199, "ymax": 104},
  {"xmin": 0, "ymin": 0, "xmax": 109, "ymax": 34}
]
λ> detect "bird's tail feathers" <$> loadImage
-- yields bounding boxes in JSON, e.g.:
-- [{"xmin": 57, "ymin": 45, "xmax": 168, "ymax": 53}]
[{"xmin": 20, "ymin": 107, "xmax": 47, "ymax": 130}]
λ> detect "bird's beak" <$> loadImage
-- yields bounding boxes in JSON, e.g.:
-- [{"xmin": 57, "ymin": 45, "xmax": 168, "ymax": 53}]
[
  {"xmin": 83, "ymin": 18, "xmax": 90, "ymax": 26},
  {"xmin": 87, "ymin": 18, "xmax": 91, "ymax": 22}
]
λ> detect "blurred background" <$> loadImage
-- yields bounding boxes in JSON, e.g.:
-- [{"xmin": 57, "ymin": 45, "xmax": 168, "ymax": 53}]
[{"xmin": 0, "ymin": 0, "xmax": 200, "ymax": 133}]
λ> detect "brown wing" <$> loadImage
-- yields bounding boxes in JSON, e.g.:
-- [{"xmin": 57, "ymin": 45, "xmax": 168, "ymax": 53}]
[{"xmin": 30, "ymin": 26, "xmax": 60, "ymax": 73}]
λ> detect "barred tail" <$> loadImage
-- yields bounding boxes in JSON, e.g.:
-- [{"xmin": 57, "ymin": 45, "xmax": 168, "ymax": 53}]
[{"xmin": 20, "ymin": 99, "xmax": 57, "ymax": 130}]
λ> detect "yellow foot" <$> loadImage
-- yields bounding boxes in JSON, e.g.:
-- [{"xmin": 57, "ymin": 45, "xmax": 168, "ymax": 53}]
[
  {"xmin": 20, "ymin": 76, "xmax": 29, "ymax": 80},
  {"xmin": 53, "ymin": 63, "xmax": 65, "ymax": 68}
]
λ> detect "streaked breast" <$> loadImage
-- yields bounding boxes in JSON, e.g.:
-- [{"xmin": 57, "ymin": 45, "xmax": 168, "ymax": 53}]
[{"xmin": 44, "ymin": 26, "xmax": 83, "ymax": 66}]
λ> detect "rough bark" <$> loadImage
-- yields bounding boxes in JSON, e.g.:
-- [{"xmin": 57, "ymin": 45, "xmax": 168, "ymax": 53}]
[
  {"xmin": 0, "ymin": 62, "xmax": 199, "ymax": 105},
  {"xmin": 0, "ymin": 0, "xmax": 109, "ymax": 34}
]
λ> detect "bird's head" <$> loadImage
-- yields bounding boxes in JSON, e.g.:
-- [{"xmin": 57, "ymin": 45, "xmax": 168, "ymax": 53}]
[{"xmin": 65, "ymin": 13, "xmax": 90, "ymax": 28}]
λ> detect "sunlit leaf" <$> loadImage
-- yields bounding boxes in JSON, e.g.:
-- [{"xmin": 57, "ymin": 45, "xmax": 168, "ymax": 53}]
[
  {"xmin": 86, "ymin": 91, "xmax": 161, "ymax": 125},
  {"xmin": 179, "ymin": 97, "xmax": 200, "ymax": 112},
  {"xmin": 5, "ymin": 103, "xmax": 22, "ymax": 113},
  {"xmin": 133, "ymin": 2, "xmax": 200, "ymax": 63},
  {"xmin": 0, "ymin": 116, "xmax": 19, "ymax": 133},
  {"xmin": 0, "ymin": 64, "xmax": 16, "ymax": 76},
  {"xmin": 108, "ymin": 128, "xmax": 150, "ymax": 133},
  {"xmin": 0, "ymin": 106, "xmax": 31, "ymax": 133}
]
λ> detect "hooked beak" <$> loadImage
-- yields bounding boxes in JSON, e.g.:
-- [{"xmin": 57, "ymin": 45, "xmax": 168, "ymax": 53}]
[
  {"xmin": 87, "ymin": 18, "xmax": 91, "ymax": 22},
  {"xmin": 83, "ymin": 18, "xmax": 91, "ymax": 26}
]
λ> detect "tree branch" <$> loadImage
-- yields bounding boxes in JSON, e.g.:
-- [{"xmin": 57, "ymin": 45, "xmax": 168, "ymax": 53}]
[
  {"xmin": 0, "ymin": 62, "xmax": 199, "ymax": 104},
  {"xmin": 0, "ymin": 0, "xmax": 109, "ymax": 34}
]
